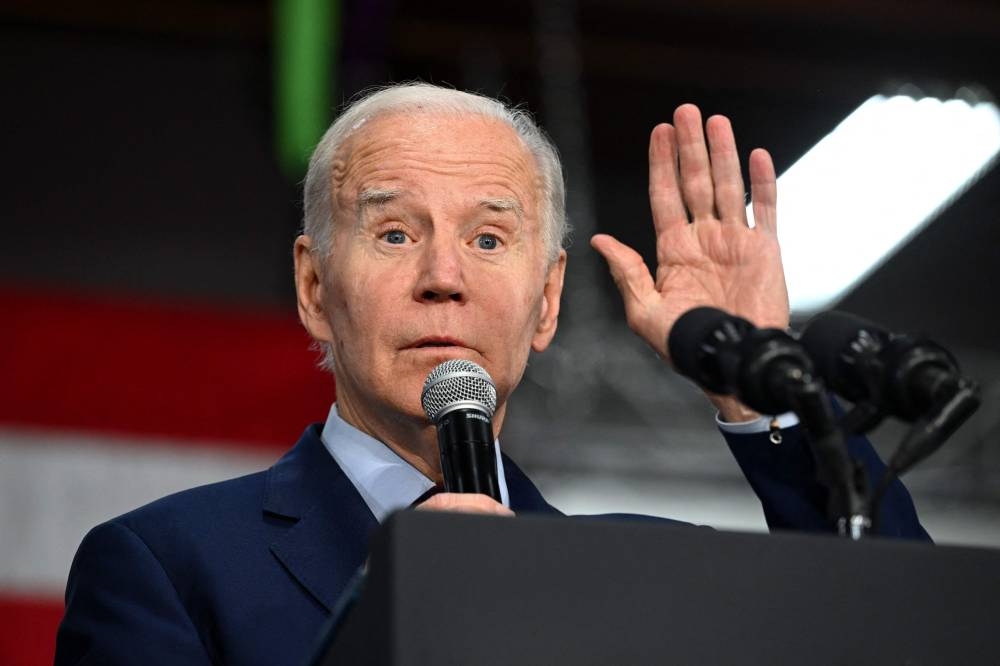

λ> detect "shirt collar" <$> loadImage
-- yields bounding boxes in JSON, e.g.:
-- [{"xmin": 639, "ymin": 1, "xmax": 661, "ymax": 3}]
[{"xmin": 319, "ymin": 403, "xmax": 510, "ymax": 522}]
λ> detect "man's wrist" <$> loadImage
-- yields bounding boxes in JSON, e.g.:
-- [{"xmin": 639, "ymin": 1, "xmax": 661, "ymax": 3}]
[{"xmin": 710, "ymin": 395, "xmax": 760, "ymax": 423}]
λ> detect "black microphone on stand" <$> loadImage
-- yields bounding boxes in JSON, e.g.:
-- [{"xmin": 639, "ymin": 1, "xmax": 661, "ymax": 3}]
[
  {"xmin": 799, "ymin": 310, "xmax": 973, "ymax": 422},
  {"xmin": 669, "ymin": 306, "xmax": 873, "ymax": 538},
  {"xmin": 667, "ymin": 306, "xmax": 817, "ymax": 415},
  {"xmin": 421, "ymin": 359, "xmax": 502, "ymax": 501},
  {"xmin": 800, "ymin": 311, "xmax": 980, "ymax": 478}
]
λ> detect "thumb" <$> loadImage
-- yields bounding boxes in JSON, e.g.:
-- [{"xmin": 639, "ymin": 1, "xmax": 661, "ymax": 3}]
[{"xmin": 590, "ymin": 234, "xmax": 655, "ymax": 308}]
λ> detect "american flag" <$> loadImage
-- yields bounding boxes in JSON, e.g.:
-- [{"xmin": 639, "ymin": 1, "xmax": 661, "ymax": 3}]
[{"xmin": 0, "ymin": 286, "xmax": 334, "ymax": 665}]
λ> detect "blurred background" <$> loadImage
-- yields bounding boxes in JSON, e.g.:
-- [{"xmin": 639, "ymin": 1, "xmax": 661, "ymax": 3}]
[{"xmin": 2, "ymin": 1, "xmax": 999, "ymax": 663}]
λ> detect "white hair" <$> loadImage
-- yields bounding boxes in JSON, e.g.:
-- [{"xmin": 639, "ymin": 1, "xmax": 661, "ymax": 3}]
[{"xmin": 302, "ymin": 82, "xmax": 569, "ymax": 262}]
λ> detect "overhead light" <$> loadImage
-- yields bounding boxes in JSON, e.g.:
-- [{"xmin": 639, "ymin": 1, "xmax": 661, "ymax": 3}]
[{"xmin": 749, "ymin": 94, "xmax": 1000, "ymax": 314}]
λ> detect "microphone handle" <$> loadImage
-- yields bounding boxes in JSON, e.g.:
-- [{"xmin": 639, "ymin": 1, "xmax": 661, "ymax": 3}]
[{"xmin": 435, "ymin": 408, "xmax": 502, "ymax": 501}]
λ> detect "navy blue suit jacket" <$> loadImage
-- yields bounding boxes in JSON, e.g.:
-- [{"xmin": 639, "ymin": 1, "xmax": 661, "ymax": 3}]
[{"xmin": 55, "ymin": 423, "xmax": 927, "ymax": 665}]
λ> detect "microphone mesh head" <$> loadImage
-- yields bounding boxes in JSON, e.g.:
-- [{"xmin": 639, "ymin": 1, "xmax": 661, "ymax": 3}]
[{"xmin": 421, "ymin": 359, "xmax": 497, "ymax": 423}]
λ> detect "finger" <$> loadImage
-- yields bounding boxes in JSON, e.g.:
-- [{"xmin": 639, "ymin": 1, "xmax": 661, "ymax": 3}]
[
  {"xmin": 705, "ymin": 115, "xmax": 747, "ymax": 225},
  {"xmin": 749, "ymin": 148, "xmax": 778, "ymax": 233},
  {"xmin": 673, "ymin": 104, "xmax": 715, "ymax": 221},
  {"xmin": 591, "ymin": 233, "xmax": 656, "ymax": 316},
  {"xmin": 415, "ymin": 493, "xmax": 515, "ymax": 516},
  {"xmin": 648, "ymin": 123, "xmax": 688, "ymax": 236}
]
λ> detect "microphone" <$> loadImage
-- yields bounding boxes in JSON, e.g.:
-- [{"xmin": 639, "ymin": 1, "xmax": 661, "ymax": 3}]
[
  {"xmin": 799, "ymin": 310, "xmax": 967, "ymax": 421},
  {"xmin": 667, "ymin": 306, "xmax": 815, "ymax": 415},
  {"xmin": 800, "ymin": 310, "xmax": 980, "ymax": 478},
  {"xmin": 668, "ymin": 307, "xmax": 870, "ymax": 536},
  {"xmin": 421, "ymin": 359, "xmax": 502, "ymax": 501}
]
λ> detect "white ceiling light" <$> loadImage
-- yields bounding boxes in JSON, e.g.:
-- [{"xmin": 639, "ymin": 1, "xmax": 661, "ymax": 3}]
[{"xmin": 749, "ymin": 94, "xmax": 1000, "ymax": 315}]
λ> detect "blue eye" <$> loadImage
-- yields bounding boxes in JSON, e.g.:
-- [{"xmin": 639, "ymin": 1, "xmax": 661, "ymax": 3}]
[
  {"xmin": 383, "ymin": 229, "xmax": 407, "ymax": 244},
  {"xmin": 476, "ymin": 234, "xmax": 500, "ymax": 250}
]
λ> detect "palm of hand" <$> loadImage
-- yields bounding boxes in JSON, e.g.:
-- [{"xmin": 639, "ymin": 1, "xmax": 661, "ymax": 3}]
[
  {"xmin": 652, "ymin": 221, "xmax": 789, "ymax": 352},
  {"xmin": 592, "ymin": 104, "xmax": 790, "ymax": 364}
]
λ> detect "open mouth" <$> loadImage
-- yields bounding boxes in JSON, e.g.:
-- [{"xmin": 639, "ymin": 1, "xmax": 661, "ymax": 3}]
[{"xmin": 410, "ymin": 337, "xmax": 466, "ymax": 349}]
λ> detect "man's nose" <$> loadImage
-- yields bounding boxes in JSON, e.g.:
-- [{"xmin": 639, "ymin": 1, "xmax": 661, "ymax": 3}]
[{"xmin": 413, "ymin": 235, "xmax": 466, "ymax": 303}]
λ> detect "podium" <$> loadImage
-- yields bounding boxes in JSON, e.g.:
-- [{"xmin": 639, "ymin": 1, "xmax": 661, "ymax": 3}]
[{"xmin": 318, "ymin": 511, "xmax": 1000, "ymax": 665}]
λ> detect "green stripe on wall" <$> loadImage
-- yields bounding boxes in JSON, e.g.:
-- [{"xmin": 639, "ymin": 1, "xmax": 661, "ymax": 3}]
[{"xmin": 274, "ymin": 0, "xmax": 339, "ymax": 179}]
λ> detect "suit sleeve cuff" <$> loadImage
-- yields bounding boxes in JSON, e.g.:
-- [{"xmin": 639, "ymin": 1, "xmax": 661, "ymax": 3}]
[{"xmin": 715, "ymin": 411, "xmax": 800, "ymax": 434}]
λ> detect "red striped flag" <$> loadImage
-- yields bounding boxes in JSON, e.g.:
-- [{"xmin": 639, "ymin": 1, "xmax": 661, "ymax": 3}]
[{"xmin": 0, "ymin": 286, "xmax": 334, "ymax": 665}]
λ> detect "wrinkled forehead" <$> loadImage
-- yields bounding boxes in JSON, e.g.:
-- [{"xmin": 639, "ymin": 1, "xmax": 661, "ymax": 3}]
[{"xmin": 329, "ymin": 110, "xmax": 543, "ymax": 213}]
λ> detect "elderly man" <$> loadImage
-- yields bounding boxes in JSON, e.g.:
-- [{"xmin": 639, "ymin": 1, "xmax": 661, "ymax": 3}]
[{"xmin": 56, "ymin": 84, "xmax": 925, "ymax": 666}]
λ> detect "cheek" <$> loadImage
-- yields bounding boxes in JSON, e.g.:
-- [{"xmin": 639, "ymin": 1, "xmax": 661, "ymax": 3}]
[
  {"xmin": 326, "ymin": 260, "xmax": 414, "ymax": 352},
  {"xmin": 487, "ymin": 280, "xmax": 544, "ymax": 363},
  {"xmin": 508, "ymin": 272, "xmax": 545, "ymax": 330},
  {"xmin": 325, "ymin": 266, "xmax": 377, "ymax": 347}
]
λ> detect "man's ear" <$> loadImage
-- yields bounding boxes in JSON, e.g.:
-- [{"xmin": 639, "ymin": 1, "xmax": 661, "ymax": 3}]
[
  {"xmin": 531, "ymin": 250, "xmax": 567, "ymax": 353},
  {"xmin": 293, "ymin": 235, "xmax": 334, "ymax": 345}
]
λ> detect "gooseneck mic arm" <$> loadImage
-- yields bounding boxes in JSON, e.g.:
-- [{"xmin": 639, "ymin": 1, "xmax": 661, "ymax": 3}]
[
  {"xmin": 780, "ymin": 370, "xmax": 870, "ymax": 538},
  {"xmin": 868, "ymin": 380, "xmax": 980, "ymax": 530}
]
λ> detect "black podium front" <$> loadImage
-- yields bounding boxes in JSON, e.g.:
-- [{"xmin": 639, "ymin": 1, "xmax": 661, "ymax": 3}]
[{"xmin": 318, "ymin": 511, "xmax": 1000, "ymax": 665}]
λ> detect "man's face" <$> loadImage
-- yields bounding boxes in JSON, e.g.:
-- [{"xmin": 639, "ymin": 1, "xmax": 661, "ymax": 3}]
[{"xmin": 301, "ymin": 111, "xmax": 565, "ymax": 429}]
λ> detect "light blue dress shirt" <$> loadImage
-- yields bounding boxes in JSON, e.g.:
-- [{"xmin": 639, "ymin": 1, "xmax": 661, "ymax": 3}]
[
  {"xmin": 320, "ymin": 403, "xmax": 511, "ymax": 523},
  {"xmin": 716, "ymin": 410, "xmax": 799, "ymax": 433},
  {"xmin": 320, "ymin": 401, "xmax": 793, "ymax": 522}
]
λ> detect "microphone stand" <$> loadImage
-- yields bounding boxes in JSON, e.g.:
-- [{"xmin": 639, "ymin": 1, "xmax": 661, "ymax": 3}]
[
  {"xmin": 774, "ymin": 364, "xmax": 870, "ymax": 540},
  {"xmin": 738, "ymin": 331, "xmax": 870, "ymax": 539},
  {"xmin": 868, "ymin": 379, "xmax": 980, "ymax": 532}
]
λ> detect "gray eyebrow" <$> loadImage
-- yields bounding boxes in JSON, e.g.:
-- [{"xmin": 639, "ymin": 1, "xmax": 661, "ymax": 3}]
[
  {"xmin": 356, "ymin": 190, "xmax": 523, "ymax": 220},
  {"xmin": 479, "ymin": 197, "xmax": 524, "ymax": 218},
  {"xmin": 357, "ymin": 188, "xmax": 403, "ymax": 208}
]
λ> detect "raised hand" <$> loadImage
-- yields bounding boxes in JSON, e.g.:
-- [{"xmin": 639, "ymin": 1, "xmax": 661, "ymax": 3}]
[{"xmin": 591, "ymin": 104, "xmax": 789, "ymax": 366}]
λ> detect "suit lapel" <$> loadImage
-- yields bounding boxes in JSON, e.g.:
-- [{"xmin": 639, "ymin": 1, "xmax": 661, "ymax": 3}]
[
  {"xmin": 502, "ymin": 452, "xmax": 563, "ymax": 515},
  {"xmin": 261, "ymin": 426, "xmax": 561, "ymax": 612},
  {"xmin": 263, "ymin": 425, "xmax": 378, "ymax": 612}
]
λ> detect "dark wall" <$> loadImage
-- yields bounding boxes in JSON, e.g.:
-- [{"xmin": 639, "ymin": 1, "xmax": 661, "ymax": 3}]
[
  {"xmin": 2, "ymin": 21, "xmax": 296, "ymax": 306},
  {"xmin": 5, "ymin": 3, "xmax": 998, "ymax": 351}
]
